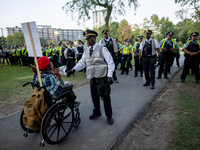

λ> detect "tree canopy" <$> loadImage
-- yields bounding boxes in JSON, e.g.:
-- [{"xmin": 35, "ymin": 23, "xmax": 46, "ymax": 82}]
[{"xmin": 63, "ymin": 0, "xmax": 139, "ymax": 30}]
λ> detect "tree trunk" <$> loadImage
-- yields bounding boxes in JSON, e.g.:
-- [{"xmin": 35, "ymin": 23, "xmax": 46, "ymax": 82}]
[{"xmin": 105, "ymin": 5, "xmax": 112, "ymax": 30}]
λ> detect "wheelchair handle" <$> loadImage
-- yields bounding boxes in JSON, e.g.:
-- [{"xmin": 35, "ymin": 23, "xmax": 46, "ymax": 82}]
[
  {"xmin": 23, "ymin": 82, "xmax": 33, "ymax": 87},
  {"xmin": 38, "ymin": 85, "xmax": 46, "ymax": 91}
]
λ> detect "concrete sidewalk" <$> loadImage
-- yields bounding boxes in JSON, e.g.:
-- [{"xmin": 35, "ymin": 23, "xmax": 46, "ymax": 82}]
[{"xmin": 0, "ymin": 54, "xmax": 184, "ymax": 150}]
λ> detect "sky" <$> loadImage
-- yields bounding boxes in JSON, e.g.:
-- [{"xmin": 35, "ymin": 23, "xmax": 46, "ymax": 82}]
[{"xmin": 0, "ymin": 0, "xmax": 184, "ymax": 36}]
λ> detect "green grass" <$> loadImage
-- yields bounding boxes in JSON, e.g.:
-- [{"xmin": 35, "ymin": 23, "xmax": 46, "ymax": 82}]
[
  {"xmin": 0, "ymin": 64, "xmax": 88, "ymax": 108},
  {"xmin": 172, "ymin": 75, "xmax": 200, "ymax": 150}
]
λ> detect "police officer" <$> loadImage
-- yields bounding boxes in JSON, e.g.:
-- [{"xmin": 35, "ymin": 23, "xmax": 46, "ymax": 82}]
[
  {"xmin": 173, "ymin": 38, "xmax": 181, "ymax": 68},
  {"xmin": 12, "ymin": 45, "xmax": 17, "ymax": 65},
  {"xmin": 76, "ymin": 39, "xmax": 85, "ymax": 62},
  {"xmin": 121, "ymin": 39, "xmax": 132, "ymax": 75},
  {"xmin": 181, "ymin": 32, "xmax": 200, "ymax": 83},
  {"xmin": 139, "ymin": 29, "xmax": 160, "ymax": 89},
  {"xmin": 157, "ymin": 32, "xmax": 178, "ymax": 79},
  {"xmin": 64, "ymin": 41, "xmax": 78, "ymax": 76},
  {"xmin": 2, "ymin": 47, "xmax": 10, "ymax": 65},
  {"xmin": 51, "ymin": 44, "xmax": 59, "ymax": 68},
  {"xmin": 67, "ymin": 30, "xmax": 115, "ymax": 124},
  {"xmin": 16, "ymin": 46, "xmax": 22, "ymax": 65},
  {"xmin": 99, "ymin": 30, "xmax": 118, "ymax": 83},
  {"xmin": 115, "ymin": 39, "xmax": 123, "ymax": 70},
  {"xmin": 133, "ymin": 36, "xmax": 143, "ymax": 77},
  {"xmin": 59, "ymin": 42, "xmax": 68, "ymax": 65},
  {"xmin": 21, "ymin": 46, "xmax": 28, "ymax": 66}
]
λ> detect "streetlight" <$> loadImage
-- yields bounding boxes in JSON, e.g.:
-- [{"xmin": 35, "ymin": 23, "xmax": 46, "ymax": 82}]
[{"xmin": 54, "ymin": 30, "xmax": 59, "ymax": 46}]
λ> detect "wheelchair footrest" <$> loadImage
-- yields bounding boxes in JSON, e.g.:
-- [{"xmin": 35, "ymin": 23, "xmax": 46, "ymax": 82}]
[{"xmin": 75, "ymin": 101, "xmax": 81, "ymax": 107}]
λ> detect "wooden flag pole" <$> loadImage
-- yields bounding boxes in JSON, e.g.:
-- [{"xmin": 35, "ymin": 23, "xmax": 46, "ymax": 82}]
[{"xmin": 26, "ymin": 22, "xmax": 42, "ymax": 87}]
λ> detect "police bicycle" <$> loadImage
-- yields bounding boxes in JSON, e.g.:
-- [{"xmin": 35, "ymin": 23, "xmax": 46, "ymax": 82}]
[{"xmin": 20, "ymin": 81, "xmax": 81, "ymax": 146}]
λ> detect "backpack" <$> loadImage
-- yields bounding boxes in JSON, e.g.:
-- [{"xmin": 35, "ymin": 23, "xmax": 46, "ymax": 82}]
[{"xmin": 23, "ymin": 87, "xmax": 48, "ymax": 131}]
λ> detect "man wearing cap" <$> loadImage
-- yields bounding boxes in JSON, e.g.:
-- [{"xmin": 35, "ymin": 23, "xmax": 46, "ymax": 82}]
[
  {"xmin": 68, "ymin": 30, "xmax": 115, "ymax": 124},
  {"xmin": 59, "ymin": 42, "xmax": 68, "ymax": 65},
  {"xmin": 133, "ymin": 36, "xmax": 143, "ymax": 77},
  {"xmin": 31, "ymin": 57, "xmax": 64, "ymax": 98},
  {"xmin": 99, "ymin": 30, "xmax": 119, "ymax": 83},
  {"xmin": 64, "ymin": 41, "xmax": 78, "ymax": 76},
  {"xmin": 139, "ymin": 29, "xmax": 160, "ymax": 89},
  {"xmin": 115, "ymin": 39, "xmax": 123, "ymax": 70},
  {"xmin": 181, "ymin": 32, "xmax": 200, "ymax": 83},
  {"xmin": 157, "ymin": 32, "xmax": 178, "ymax": 79},
  {"xmin": 76, "ymin": 39, "xmax": 85, "ymax": 62}
]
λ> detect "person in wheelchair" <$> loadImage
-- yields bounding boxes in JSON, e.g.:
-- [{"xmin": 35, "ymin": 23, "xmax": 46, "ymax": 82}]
[{"xmin": 31, "ymin": 56, "xmax": 64, "ymax": 98}]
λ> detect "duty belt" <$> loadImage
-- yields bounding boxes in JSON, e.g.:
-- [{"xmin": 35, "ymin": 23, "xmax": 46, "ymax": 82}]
[{"xmin": 68, "ymin": 57, "xmax": 74, "ymax": 59}]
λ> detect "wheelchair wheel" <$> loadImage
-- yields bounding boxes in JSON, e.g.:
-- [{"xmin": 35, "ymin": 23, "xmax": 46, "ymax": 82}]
[
  {"xmin": 41, "ymin": 102, "xmax": 74, "ymax": 144},
  {"xmin": 20, "ymin": 110, "xmax": 38, "ymax": 133}
]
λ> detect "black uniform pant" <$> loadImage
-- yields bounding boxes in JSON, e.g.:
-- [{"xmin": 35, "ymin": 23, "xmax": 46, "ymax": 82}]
[
  {"xmin": 181, "ymin": 55, "xmax": 199, "ymax": 81},
  {"xmin": 121, "ymin": 55, "xmax": 131, "ymax": 74},
  {"xmin": 90, "ymin": 78, "xmax": 112, "ymax": 118},
  {"xmin": 61, "ymin": 56, "xmax": 66, "ymax": 65},
  {"xmin": 52, "ymin": 55, "xmax": 58, "ymax": 68},
  {"xmin": 16, "ymin": 56, "xmax": 21, "ymax": 65},
  {"xmin": 115, "ymin": 53, "xmax": 122, "ymax": 69},
  {"xmin": 3, "ymin": 57, "xmax": 9, "ymax": 65},
  {"xmin": 11, "ymin": 56, "xmax": 16, "ymax": 65},
  {"xmin": 158, "ymin": 54, "xmax": 171, "ymax": 77},
  {"xmin": 134, "ymin": 55, "xmax": 143, "ymax": 75},
  {"xmin": 143, "ymin": 56, "xmax": 155, "ymax": 85},
  {"xmin": 174, "ymin": 52, "xmax": 180, "ymax": 67},
  {"xmin": 66, "ymin": 58, "xmax": 75, "ymax": 72}
]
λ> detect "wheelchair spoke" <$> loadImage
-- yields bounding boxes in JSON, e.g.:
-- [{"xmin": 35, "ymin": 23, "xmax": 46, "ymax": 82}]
[
  {"xmin": 60, "ymin": 124, "xmax": 67, "ymax": 135},
  {"xmin": 57, "ymin": 125, "xmax": 60, "ymax": 141},
  {"xmin": 61, "ymin": 111, "xmax": 72, "ymax": 122},
  {"xmin": 47, "ymin": 123, "xmax": 58, "ymax": 132},
  {"xmin": 48, "ymin": 126, "xmax": 58, "ymax": 139},
  {"xmin": 62, "ymin": 121, "xmax": 72, "ymax": 124}
]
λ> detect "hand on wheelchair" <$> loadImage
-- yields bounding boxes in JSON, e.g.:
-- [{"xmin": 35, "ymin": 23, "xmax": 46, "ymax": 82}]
[{"xmin": 67, "ymin": 69, "xmax": 75, "ymax": 77}]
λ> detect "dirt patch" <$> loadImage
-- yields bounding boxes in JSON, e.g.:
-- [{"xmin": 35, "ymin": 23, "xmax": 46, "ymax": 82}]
[{"xmin": 111, "ymin": 69, "xmax": 183, "ymax": 150}]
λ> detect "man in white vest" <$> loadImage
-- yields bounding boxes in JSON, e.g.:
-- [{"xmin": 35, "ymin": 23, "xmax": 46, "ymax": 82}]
[{"xmin": 67, "ymin": 30, "xmax": 115, "ymax": 124}]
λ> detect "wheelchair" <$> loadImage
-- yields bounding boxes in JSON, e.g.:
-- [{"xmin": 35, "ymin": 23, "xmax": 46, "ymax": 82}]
[{"xmin": 20, "ymin": 81, "xmax": 81, "ymax": 146}]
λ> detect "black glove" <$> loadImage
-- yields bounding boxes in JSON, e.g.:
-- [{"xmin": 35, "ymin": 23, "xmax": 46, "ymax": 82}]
[
  {"xmin": 67, "ymin": 69, "xmax": 75, "ymax": 77},
  {"xmin": 107, "ymin": 77, "xmax": 114, "ymax": 85},
  {"xmin": 139, "ymin": 59, "xmax": 142, "ymax": 65}
]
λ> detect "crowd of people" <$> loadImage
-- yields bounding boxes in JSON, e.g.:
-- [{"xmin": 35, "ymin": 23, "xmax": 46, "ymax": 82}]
[{"xmin": 1, "ymin": 29, "xmax": 200, "ymax": 124}]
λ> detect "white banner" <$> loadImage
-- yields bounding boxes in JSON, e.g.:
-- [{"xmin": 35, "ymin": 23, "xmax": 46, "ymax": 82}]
[{"xmin": 21, "ymin": 21, "xmax": 42, "ymax": 57}]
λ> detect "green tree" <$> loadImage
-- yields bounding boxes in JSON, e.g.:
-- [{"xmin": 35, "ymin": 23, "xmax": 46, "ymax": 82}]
[
  {"xmin": 175, "ymin": 0, "xmax": 200, "ymax": 21},
  {"xmin": 117, "ymin": 19, "xmax": 133, "ymax": 44},
  {"xmin": 62, "ymin": 0, "xmax": 139, "ymax": 30},
  {"xmin": 40, "ymin": 38, "xmax": 48, "ymax": 45},
  {"xmin": 109, "ymin": 22, "xmax": 119, "ymax": 39},
  {"xmin": 47, "ymin": 40, "xmax": 55, "ymax": 45}
]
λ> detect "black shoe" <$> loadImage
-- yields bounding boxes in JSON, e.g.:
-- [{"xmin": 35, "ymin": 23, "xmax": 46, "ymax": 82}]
[
  {"xmin": 107, "ymin": 117, "xmax": 114, "ymax": 124},
  {"xmin": 157, "ymin": 76, "xmax": 161, "ymax": 79},
  {"xmin": 164, "ymin": 76, "xmax": 169, "ymax": 79},
  {"xmin": 89, "ymin": 114, "xmax": 102, "ymax": 120},
  {"xmin": 195, "ymin": 80, "xmax": 199, "ymax": 83},
  {"xmin": 134, "ymin": 74, "xmax": 137, "ymax": 77},
  {"xmin": 140, "ymin": 74, "xmax": 143, "ymax": 77},
  {"xmin": 181, "ymin": 79, "xmax": 185, "ymax": 82},
  {"xmin": 121, "ymin": 72, "xmax": 124, "ymax": 75},
  {"xmin": 114, "ymin": 80, "xmax": 119, "ymax": 83},
  {"xmin": 125, "ymin": 73, "xmax": 128, "ymax": 75},
  {"xmin": 150, "ymin": 85, "xmax": 154, "ymax": 89},
  {"xmin": 143, "ymin": 83, "xmax": 150, "ymax": 86}
]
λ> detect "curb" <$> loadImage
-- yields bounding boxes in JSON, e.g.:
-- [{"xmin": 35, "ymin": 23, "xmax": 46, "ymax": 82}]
[{"xmin": 108, "ymin": 67, "xmax": 183, "ymax": 150}]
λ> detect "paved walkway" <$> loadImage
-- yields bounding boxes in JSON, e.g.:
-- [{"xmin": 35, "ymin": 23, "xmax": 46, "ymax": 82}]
[{"xmin": 0, "ymin": 54, "xmax": 184, "ymax": 150}]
